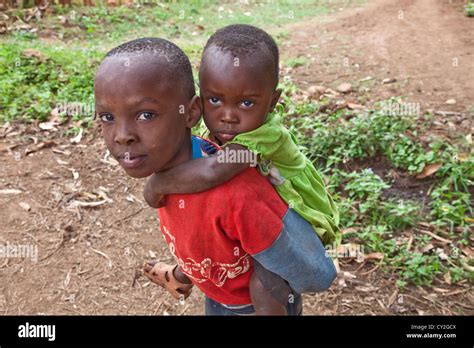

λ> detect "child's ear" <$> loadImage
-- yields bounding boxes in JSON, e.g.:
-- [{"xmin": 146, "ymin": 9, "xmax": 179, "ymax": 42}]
[
  {"xmin": 269, "ymin": 88, "xmax": 282, "ymax": 113},
  {"xmin": 186, "ymin": 95, "xmax": 202, "ymax": 128}
]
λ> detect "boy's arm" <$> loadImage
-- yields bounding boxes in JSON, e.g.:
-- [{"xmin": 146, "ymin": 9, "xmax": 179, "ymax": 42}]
[{"xmin": 144, "ymin": 144, "xmax": 253, "ymax": 208}]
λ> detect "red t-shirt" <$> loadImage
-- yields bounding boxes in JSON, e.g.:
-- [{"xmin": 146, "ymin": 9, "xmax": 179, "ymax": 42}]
[{"xmin": 157, "ymin": 162, "xmax": 288, "ymax": 305}]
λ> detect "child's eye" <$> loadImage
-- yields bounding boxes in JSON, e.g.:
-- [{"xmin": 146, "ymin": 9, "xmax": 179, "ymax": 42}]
[
  {"xmin": 240, "ymin": 100, "xmax": 254, "ymax": 108},
  {"xmin": 100, "ymin": 113, "xmax": 114, "ymax": 122},
  {"xmin": 137, "ymin": 112, "xmax": 155, "ymax": 121},
  {"xmin": 208, "ymin": 97, "xmax": 221, "ymax": 105}
]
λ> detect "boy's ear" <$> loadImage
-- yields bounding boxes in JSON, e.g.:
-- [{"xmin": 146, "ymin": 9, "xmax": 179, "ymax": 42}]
[
  {"xmin": 186, "ymin": 95, "xmax": 202, "ymax": 128},
  {"xmin": 269, "ymin": 88, "xmax": 282, "ymax": 113}
]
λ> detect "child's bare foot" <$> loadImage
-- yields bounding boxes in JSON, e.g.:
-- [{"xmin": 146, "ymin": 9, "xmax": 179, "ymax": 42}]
[{"xmin": 143, "ymin": 261, "xmax": 193, "ymax": 300}]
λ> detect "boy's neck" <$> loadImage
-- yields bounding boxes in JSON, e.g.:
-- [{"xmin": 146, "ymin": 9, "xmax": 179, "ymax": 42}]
[{"xmin": 158, "ymin": 131, "xmax": 193, "ymax": 172}]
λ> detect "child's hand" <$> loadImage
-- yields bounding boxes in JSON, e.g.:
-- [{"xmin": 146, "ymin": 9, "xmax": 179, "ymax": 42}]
[
  {"xmin": 144, "ymin": 174, "xmax": 166, "ymax": 208},
  {"xmin": 143, "ymin": 261, "xmax": 193, "ymax": 300}
]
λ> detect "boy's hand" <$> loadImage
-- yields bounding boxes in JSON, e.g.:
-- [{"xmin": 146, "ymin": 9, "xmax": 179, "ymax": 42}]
[
  {"xmin": 144, "ymin": 174, "xmax": 166, "ymax": 208},
  {"xmin": 143, "ymin": 261, "xmax": 193, "ymax": 300}
]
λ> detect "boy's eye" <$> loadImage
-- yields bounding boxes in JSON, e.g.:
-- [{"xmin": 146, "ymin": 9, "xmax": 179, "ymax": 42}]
[
  {"xmin": 240, "ymin": 100, "xmax": 254, "ymax": 108},
  {"xmin": 137, "ymin": 112, "xmax": 155, "ymax": 121},
  {"xmin": 208, "ymin": 97, "xmax": 221, "ymax": 105},
  {"xmin": 100, "ymin": 113, "xmax": 114, "ymax": 122}
]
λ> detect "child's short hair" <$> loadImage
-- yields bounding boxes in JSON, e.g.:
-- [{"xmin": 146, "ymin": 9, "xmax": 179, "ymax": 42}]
[
  {"xmin": 105, "ymin": 37, "xmax": 195, "ymax": 99},
  {"xmin": 203, "ymin": 24, "xmax": 279, "ymax": 88}
]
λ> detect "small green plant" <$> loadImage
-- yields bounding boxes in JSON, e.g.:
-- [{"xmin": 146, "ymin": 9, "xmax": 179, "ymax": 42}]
[
  {"xmin": 381, "ymin": 199, "xmax": 421, "ymax": 230},
  {"xmin": 359, "ymin": 225, "xmax": 397, "ymax": 256},
  {"xmin": 286, "ymin": 56, "xmax": 309, "ymax": 68},
  {"xmin": 465, "ymin": 1, "xmax": 474, "ymax": 17},
  {"xmin": 343, "ymin": 169, "xmax": 390, "ymax": 201},
  {"xmin": 0, "ymin": 43, "xmax": 100, "ymax": 122},
  {"xmin": 395, "ymin": 252, "xmax": 441, "ymax": 286},
  {"xmin": 385, "ymin": 134, "xmax": 435, "ymax": 173},
  {"xmin": 429, "ymin": 154, "xmax": 473, "ymax": 227}
]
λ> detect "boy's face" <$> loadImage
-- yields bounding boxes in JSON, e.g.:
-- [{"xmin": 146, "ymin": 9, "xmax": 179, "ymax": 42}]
[
  {"xmin": 94, "ymin": 54, "xmax": 200, "ymax": 178},
  {"xmin": 199, "ymin": 47, "xmax": 281, "ymax": 144}
]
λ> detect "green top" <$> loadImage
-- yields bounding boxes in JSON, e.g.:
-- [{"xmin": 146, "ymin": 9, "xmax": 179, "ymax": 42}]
[{"xmin": 227, "ymin": 112, "xmax": 341, "ymax": 246}]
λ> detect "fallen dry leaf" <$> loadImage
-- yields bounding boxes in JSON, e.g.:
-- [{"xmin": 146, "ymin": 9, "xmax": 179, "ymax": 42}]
[
  {"xmin": 25, "ymin": 140, "xmax": 57, "ymax": 155},
  {"xmin": 444, "ymin": 271, "xmax": 452, "ymax": 285},
  {"xmin": 388, "ymin": 289, "xmax": 398, "ymax": 306},
  {"xmin": 336, "ymin": 83, "xmax": 352, "ymax": 93},
  {"xmin": 21, "ymin": 48, "xmax": 46, "ymax": 61},
  {"xmin": 347, "ymin": 102, "xmax": 365, "ymax": 110},
  {"xmin": 39, "ymin": 121, "xmax": 60, "ymax": 131},
  {"xmin": 436, "ymin": 248, "xmax": 449, "ymax": 261},
  {"xmin": 359, "ymin": 76, "xmax": 373, "ymax": 82},
  {"xmin": 342, "ymin": 227, "xmax": 358, "ymax": 235},
  {"xmin": 52, "ymin": 148, "xmax": 71, "ymax": 156},
  {"xmin": 416, "ymin": 163, "xmax": 442, "ymax": 179},
  {"xmin": 70, "ymin": 128, "xmax": 83, "ymax": 144},
  {"xmin": 364, "ymin": 252, "xmax": 384, "ymax": 261},
  {"xmin": 382, "ymin": 77, "xmax": 397, "ymax": 84},
  {"xmin": 19, "ymin": 202, "xmax": 31, "ymax": 211},
  {"xmin": 459, "ymin": 246, "xmax": 473, "ymax": 257},
  {"xmin": 460, "ymin": 257, "xmax": 474, "ymax": 272},
  {"xmin": 0, "ymin": 188, "xmax": 22, "ymax": 195},
  {"xmin": 70, "ymin": 169, "xmax": 79, "ymax": 180},
  {"xmin": 418, "ymin": 229, "xmax": 451, "ymax": 244},
  {"xmin": 55, "ymin": 158, "xmax": 69, "ymax": 166},
  {"xmin": 421, "ymin": 243, "xmax": 434, "ymax": 253},
  {"xmin": 433, "ymin": 287, "xmax": 450, "ymax": 293}
]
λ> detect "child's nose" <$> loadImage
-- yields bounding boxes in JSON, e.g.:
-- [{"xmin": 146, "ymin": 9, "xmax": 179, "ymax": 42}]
[
  {"xmin": 114, "ymin": 124, "xmax": 137, "ymax": 146},
  {"xmin": 220, "ymin": 108, "xmax": 238, "ymax": 124}
]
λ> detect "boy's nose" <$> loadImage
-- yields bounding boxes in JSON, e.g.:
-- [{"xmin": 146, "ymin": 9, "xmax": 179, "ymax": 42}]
[
  {"xmin": 114, "ymin": 124, "xmax": 137, "ymax": 146},
  {"xmin": 220, "ymin": 108, "xmax": 238, "ymax": 124}
]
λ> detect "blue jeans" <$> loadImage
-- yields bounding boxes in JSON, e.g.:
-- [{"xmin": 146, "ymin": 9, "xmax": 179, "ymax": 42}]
[{"xmin": 204, "ymin": 294, "xmax": 303, "ymax": 316}]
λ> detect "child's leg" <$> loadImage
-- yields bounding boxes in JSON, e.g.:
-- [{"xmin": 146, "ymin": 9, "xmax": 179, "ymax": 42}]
[
  {"xmin": 250, "ymin": 259, "xmax": 302, "ymax": 315},
  {"xmin": 249, "ymin": 270, "xmax": 287, "ymax": 315}
]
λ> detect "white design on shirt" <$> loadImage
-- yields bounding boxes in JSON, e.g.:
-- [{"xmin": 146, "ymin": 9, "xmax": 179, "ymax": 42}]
[{"xmin": 162, "ymin": 225, "xmax": 250, "ymax": 287}]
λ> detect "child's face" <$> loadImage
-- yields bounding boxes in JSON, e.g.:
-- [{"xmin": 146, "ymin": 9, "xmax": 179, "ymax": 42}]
[
  {"xmin": 199, "ymin": 48, "xmax": 281, "ymax": 144},
  {"xmin": 94, "ymin": 55, "xmax": 200, "ymax": 178}
]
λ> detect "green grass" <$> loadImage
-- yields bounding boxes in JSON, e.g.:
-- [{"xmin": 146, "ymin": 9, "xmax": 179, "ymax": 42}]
[
  {"xmin": 465, "ymin": 0, "xmax": 474, "ymax": 17},
  {"xmin": 276, "ymin": 85, "xmax": 473, "ymax": 287},
  {"xmin": 1, "ymin": 0, "xmax": 348, "ymax": 122},
  {"xmin": 285, "ymin": 56, "xmax": 309, "ymax": 68}
]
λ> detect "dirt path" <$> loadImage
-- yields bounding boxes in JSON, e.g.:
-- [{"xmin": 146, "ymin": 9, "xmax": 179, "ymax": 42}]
[
  {"xmin": 0, "ymin": 1, "xmax": 472, "ymax": 316},
  {"xmin": 283, "ymin": 0, "xmax": 473, "ymax": 113}
]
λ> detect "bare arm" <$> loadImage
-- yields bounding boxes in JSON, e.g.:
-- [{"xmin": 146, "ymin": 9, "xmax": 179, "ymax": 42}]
[{"xmin": 144, "ymin": 144, "xmax": 254, "ymax": 208}]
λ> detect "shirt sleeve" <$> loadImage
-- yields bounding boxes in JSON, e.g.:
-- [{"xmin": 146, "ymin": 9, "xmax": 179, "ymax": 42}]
[{"xmin": 221, "ymin": 169, "xmax": 337, "ymax": 294}]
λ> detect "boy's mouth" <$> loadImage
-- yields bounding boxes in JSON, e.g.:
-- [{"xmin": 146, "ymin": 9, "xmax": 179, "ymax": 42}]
[{"xmin": 118, "ymin": 152, "xmax": 147, "ymax": 169}]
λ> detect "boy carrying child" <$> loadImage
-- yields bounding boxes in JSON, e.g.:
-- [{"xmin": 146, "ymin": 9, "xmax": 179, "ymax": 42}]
[{"xmin": 94, "ymin": 35, "xmax": 336, "ymax": 315}]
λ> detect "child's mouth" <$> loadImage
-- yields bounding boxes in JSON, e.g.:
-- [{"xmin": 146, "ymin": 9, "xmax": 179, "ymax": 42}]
[
  {"xmin": 217, "ymin": 131, "xmax": 237, "ymax": 143},
  {"xmin": 118, "ymin": 152, "xmax": 147, "ymax": 169}
]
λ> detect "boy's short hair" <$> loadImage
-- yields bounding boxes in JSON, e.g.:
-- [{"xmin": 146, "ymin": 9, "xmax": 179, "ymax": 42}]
[
  {"xmin": 105, "ymin": 37, "xmax": 195, "ymax": 99},
  {"xmin": 203, "ymin": 24, "xmax": 279, "ymax": 88}
]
